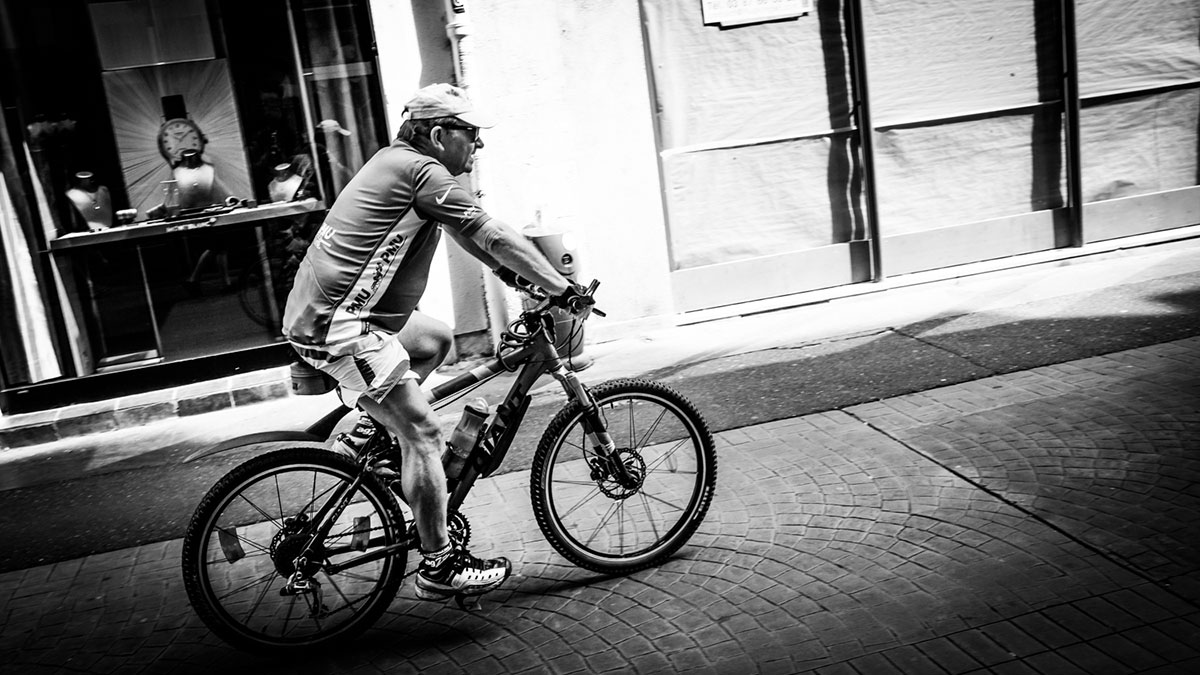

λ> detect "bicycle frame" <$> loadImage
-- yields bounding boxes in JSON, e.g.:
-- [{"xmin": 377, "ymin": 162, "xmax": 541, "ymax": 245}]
[
  {"xmin": 439, "ymin": 335, "xmax": 599, "ymax": 507},
  {"xmin": 321, "ymin": 300, "xmax": 615, "ymax": 575}
]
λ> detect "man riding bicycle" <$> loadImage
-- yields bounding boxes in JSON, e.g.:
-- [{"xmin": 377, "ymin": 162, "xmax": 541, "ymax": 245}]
[{"xmin": 282, "ymin": 83, "xmax": 588, "ymax": 602}]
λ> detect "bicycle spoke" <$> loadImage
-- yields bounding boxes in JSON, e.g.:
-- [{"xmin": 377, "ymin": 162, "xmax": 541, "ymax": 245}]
[
  {"xmin": 319, "ymin": 574, "xmax": 377, "ymax": 617},
  {"xmin": 214, "ymin": 525, "xmax": 272, "ymax": 558},
  {"xmin": 302, "ymin": 594, "xmax": 323, "ymax": 632},
  {"xmin": 615, "ymin": 500, "xmax": 625, "ymax": 552},
  {"xmin": 582, "ymin": 500, "xmax": 622, "ymax": 548},
  {"xmin": 562, "ymin": 433, "xmax": 587, "ymax": 455},
  {"xmin": 242, "ymin": 569, "xmax": 282, "ymax": 624},
  {"xmin": 633, "ymin": 407, "xmax": 669, "ymax": 453},
  {"xmin": 215, "ymin": 568, "xmax": 278, "ymax": 603},
  {"xmin": 274, "ymin": 474, "xmax": 283, "ymax": 523},
  {"xmin": 310, "ymin": 471, "xmax": 318, "ymax": 521},
  {"xmin": 281, "ymin": 593, "xmax": 298, "ymax": 637},
  {"xmin": 626, "ymin": 400, "xmax": 635, "ymax": 450},
  {"xmin": 640, "ymin": 489, "xmax": 687, "ymax": 513},
  {"xmin": 207, "ymin": 549, "xmax": 273, "ymax": 566},
  {"xmin": 236, "ymin": 493, "xmax": 285, "ymax": 531},
  {"xmin": 335, "ymin": 569, "xmax": 383, "ymax": 584},
  {"xmin": 323, "ymin": 573, "xmax": 354, "ymax": 610},
  {"xmin": 184, "ymin": 450, "xmax": 409, "ymax": 650},
  {"xmin": 556, "ymin": 480, "xmax": 607, "ymax": 521},
  {"xmin": 643, "ymin": 438, "xmax": 691, "ymax": 473},
  {"xmin": 638, "ymin": 492, "xmax": 661, "ymax": 542}
]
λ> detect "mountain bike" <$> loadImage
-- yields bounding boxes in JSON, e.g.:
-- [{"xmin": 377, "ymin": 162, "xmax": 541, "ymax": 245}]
[{"xmin": 179, "ymin": 281, "xmax": 717, "ymax": 652}]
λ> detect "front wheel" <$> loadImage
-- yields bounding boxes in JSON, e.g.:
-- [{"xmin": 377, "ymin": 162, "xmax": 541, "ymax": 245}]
[
  {"xmin": 181, "ymin": 448, "xmax": 408, "ymax": 652},
  {"xmin": 531, "ymin": 378, "xmax": 717, "ymax": 573}
]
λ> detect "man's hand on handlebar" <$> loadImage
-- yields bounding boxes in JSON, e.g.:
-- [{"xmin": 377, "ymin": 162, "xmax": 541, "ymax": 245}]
[{"xmin": 549, "ymin": 283, "xmax": 596, "ymax": 314}]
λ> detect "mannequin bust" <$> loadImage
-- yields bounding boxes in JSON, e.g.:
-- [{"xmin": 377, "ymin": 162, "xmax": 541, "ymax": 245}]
[
  {"xmin": 64, "ymin": 171, "xmax": 113, "ymax": 232},
  {"xmin": 268, "ymin": 162, "xmax": 303, "ymax": 203},
  {"xmin": 173, "ymin": 149, "xmax": 216, "ymax": 209}
]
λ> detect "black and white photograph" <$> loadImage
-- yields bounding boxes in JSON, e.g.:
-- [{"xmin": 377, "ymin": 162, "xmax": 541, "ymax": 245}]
[{"xmin": 0, "ymin": 1, "xmax": 1198, "ymax": 673}]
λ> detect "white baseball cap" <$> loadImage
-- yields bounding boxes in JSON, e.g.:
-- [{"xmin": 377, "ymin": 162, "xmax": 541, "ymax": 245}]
[{"xmin": 401, "ymin": 83, "xmax": 495, "ymax": 128}]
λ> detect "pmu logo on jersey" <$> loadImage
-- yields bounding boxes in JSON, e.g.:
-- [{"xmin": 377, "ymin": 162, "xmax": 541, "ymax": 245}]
[
  {"xmin": 346, "ymin": 233, "xmax": 406, "ymax": 314},
  {"xmin": 313, "ymin": 224, "xmax": 338, "ymax": 251}
]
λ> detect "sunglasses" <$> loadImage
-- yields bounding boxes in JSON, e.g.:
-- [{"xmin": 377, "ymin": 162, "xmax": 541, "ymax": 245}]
[{"xmin": 442, "ymin": 124, "xmax": 480, "ymax": 143}]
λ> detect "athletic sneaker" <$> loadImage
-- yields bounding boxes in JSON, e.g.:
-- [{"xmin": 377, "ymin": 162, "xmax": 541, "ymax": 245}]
[{"xmin": 415, "ymin": 546, "xmax": 512, "ymax": 601}]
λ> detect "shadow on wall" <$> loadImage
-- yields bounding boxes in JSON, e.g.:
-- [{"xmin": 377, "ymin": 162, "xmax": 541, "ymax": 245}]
[
  {"xmin": 1032, "ymin": 0, "xmax": 1069, "ymax": 245},
  {"xmin": 816, "ymin": 0, "xmax": 864, "ymax": 244}
]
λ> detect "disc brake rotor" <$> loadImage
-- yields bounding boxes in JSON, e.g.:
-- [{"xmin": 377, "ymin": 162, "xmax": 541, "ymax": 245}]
[{"xmin": 591, "ymin": 449, "xmax": 646, "ymax": 499}]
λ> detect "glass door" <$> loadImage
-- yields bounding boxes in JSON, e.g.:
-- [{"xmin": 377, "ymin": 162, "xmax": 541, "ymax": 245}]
[{"xmin": 289, "ymin": 0, "xmax": 389, "ymax": 202}]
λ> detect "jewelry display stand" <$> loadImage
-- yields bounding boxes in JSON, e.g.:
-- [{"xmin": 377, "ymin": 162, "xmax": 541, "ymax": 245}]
[
  {"xmin": 267, "ymin": 163, "xmax": 303, "ymax": 203},
  {"xmin": 174, "ymin": 149, "xmax": 216, "ymax": 209},
  {"xmin": 64, "ymin": 171, "xmax": 113, "ymax": 232}
]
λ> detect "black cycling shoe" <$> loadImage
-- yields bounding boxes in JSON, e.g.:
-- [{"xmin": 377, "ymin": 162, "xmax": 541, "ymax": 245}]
[{"xmin": 415, "ymin": 547, "xmax": 511, "ymax": 601}]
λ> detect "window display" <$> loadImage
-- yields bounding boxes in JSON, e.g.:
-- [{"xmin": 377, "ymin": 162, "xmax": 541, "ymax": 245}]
[
  {"xmin": 101, "ymin": 60, "xmax": 251, "ymax": 219},
  {"xmin": 0, "ymin": 0, "xmax": 389, "ymax": 406},
  {"xmin": 64, "ymin": 171, "xmax": 113, "ymax": 232}
]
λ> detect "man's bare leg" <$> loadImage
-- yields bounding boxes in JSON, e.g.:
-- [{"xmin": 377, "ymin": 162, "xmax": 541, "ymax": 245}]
[{"xmin": 358, "ymin": 379, "xmax": 449, "ymax": 551}]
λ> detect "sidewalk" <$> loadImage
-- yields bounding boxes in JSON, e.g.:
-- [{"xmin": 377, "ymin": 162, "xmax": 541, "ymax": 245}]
[
  {"xmin": 3, "ymin": 235, "xmax": 1200, "ymax": 459},
  {"xmin": 1, "ymin": 335, "xmax": 1197, "ymax": 674}
]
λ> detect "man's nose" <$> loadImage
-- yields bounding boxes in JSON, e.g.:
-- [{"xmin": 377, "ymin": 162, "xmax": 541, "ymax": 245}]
[{"xmin": 474, "ymin": 137, "xmax": 485, "ymax": 149}]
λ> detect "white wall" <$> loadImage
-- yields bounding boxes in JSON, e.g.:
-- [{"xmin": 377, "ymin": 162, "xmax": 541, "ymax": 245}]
[
  {"xmin": 448, "ymin": 0, "xmax": 674, "ymax": 341},
  {"xmin": 369, "ymin": 0, "xmax": 673, "ymax": 345}
]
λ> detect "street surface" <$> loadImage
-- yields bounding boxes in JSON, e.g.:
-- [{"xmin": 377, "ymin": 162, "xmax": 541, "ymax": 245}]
[
  {"xmin": 1, "ymin": 241, "xmax": 1199, "ymax": 673},
  {"xmin": 2, "ymin": 337, "xmax": 1197, "ymax": 674}
]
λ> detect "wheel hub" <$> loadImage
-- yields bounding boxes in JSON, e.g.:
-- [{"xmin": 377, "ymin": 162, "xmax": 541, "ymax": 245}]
[
  {"xmin": 270, "ymin": 520, "xmax": 323, "ymax": 577},
  {"xmin": 591, "ymin": 449, "xmax": 646, "ymax": 499}
]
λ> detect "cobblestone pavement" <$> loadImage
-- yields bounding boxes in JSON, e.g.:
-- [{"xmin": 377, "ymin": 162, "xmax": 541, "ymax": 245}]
[{"xmin": 2, "ymin": 338, "xmax": 1198, "ymax": 674}]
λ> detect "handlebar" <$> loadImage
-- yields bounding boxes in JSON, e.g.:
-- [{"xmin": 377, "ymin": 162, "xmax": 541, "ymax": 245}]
[{"xmin": 498, "ymin": 279, "xmax": 604, "ymax": 352}]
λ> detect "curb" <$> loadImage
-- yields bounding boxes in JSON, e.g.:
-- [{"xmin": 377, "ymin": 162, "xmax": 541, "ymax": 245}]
[{"xmin": 0, "ymin": 368, "xmax": 292, "ymax": 450}]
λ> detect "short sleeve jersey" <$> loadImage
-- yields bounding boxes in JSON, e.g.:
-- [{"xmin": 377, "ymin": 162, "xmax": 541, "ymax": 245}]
[{"xmin": 282, "ymin": 140, "xmax": 490, "ymax": 345}]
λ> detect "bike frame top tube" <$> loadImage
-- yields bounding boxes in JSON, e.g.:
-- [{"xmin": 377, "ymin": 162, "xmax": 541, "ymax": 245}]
[{"xmin": 425, "ymin": 334, "xmax": 565, "ymax": 410}]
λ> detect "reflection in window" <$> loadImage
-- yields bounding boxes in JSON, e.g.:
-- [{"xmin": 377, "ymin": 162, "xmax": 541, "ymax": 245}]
[{"xmin": 291, "ymin": 0, "xmax": 388, "ymax": 200}]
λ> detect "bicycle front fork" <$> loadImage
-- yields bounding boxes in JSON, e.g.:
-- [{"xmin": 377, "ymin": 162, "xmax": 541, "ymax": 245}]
[{"xmin": 552, "ymin": 366, "xmax": 633, "ymax": 485}]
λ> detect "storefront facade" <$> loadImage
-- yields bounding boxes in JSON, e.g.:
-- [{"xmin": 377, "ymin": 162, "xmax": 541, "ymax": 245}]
[
  {"xmin": 0, "ymin": 0, "xmax": 400, "ymax": 411},
  {"xmin": 2, "ymin": 0, "xmax": 1197, "ymax": 413}
]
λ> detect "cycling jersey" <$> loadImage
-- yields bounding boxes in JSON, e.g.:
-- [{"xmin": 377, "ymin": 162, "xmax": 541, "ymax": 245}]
[{"xmin": 283, "ymin": 139, "xmax": 490, "ymax": 346}]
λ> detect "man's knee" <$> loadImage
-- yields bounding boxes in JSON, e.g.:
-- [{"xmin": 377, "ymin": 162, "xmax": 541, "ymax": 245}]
[
  {"xmin": 362, "ymin": 382, "xmax": 441, "ymax": 452},
  {"xmin": 400, "ymin": 312, "xmax": 453, "ymax": 365}
]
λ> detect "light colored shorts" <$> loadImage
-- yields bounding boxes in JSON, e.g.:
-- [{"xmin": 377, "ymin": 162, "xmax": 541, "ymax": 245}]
[{"xmin": 291, "ymin": 331, "xmax": 420, "ymax": 408}]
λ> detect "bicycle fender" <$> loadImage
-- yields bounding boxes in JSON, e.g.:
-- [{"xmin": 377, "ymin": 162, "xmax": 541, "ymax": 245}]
[{"xmin": 183, "ymin": 431, "xmax": 326, "ymax": 463}]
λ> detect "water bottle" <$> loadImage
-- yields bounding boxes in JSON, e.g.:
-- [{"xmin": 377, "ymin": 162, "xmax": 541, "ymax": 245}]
[
  {"xmin": 443, "ymin": 398, "xmax": 489, "ymax": 480},
  {"xmin": 331, "ymin": 413, "xmax": 375, "ymax": 459}
]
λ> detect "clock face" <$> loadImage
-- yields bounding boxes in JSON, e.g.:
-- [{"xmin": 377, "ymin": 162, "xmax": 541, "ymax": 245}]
[{"xmin": 158, "ymin": 118, "xmax": 205, "ymax": 164}]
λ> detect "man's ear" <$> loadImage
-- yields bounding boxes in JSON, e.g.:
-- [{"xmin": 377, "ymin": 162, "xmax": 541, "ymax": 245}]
[{"xmin": 429, "ymin": 126, "xmax": 447, "ymax": 151}]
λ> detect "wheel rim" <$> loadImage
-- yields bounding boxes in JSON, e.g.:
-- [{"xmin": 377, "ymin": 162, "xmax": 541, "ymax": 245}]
[
  {"xmin": 541, "ymin": 393, "xmax": 708, "ymax": 566},
  {"xmin": 195, "ymin": 462, "xmax": 398, "ymax": 647}
]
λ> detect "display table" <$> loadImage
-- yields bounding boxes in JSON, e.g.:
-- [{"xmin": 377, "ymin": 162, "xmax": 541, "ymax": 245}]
[
  {"xmin": 49, "ymin": 199, "xmax": 324, "ymax": 373},
  {"xmin": 49, "ymin": 199, "xmax": 324, "ymax": 251}
]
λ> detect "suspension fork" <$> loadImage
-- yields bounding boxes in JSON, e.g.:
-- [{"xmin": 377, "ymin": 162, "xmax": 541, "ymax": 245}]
[{"xmin": 551, "ymin": 365, "xmax": 634, "ymax": 483}]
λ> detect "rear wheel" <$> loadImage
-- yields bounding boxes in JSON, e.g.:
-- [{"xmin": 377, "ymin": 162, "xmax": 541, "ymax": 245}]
[
  {"xmin": 181, "ymin": 448, "xmax": 407, "ymax": 652},
  {"xmin": 531, "ymin": 379, "xmax": 717, "ymax": 573}
]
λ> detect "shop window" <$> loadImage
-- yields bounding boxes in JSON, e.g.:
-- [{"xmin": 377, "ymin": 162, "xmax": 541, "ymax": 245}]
[
  {"xmin": 0, "ymin": 0, "xmax": 387, "ymax": 385},
  {"xmin": 290, "ymin": 0, "xmax": 389, "ymax": 200}
]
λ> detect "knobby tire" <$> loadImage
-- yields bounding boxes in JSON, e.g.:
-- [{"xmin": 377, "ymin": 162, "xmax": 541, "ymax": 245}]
[{"xmin": 530, "ymin": 378, "xmax": 717, "ymax": 574}]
